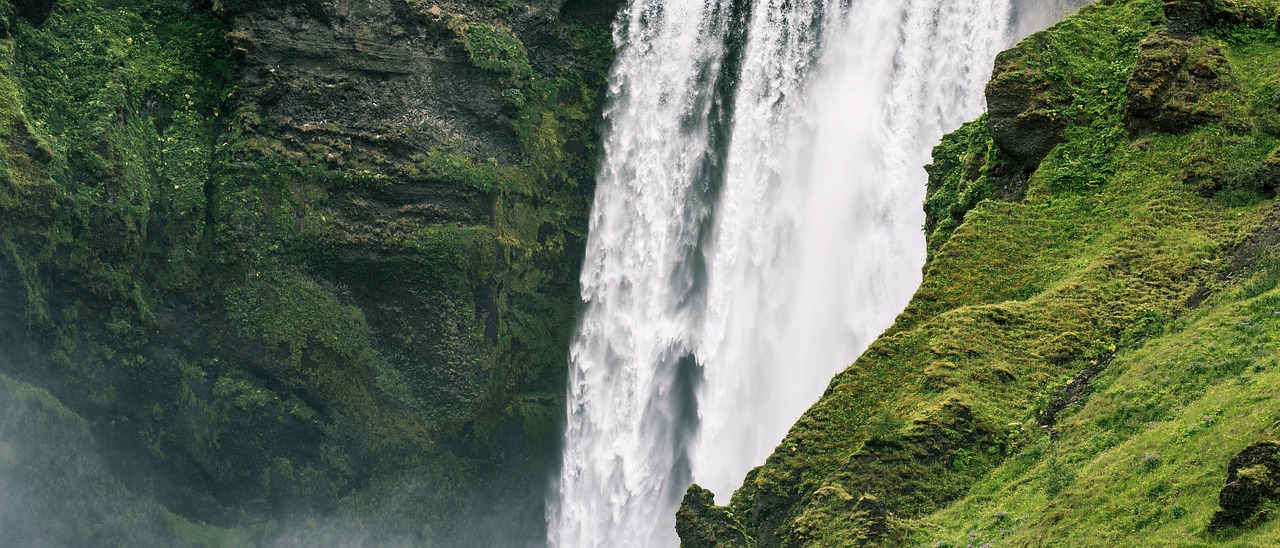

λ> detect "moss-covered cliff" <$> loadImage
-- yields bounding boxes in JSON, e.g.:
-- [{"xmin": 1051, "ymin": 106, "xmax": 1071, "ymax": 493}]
[
  {"xmin": 0, "ymin": 0, "xmax": 618, "ymax": 543},
  {"xmin": 680, "ymin": 0, "xmax": 1280, "ymax": 545}
]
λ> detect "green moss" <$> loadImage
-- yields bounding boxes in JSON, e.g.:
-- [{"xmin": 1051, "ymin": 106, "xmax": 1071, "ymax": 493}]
[
  {"xmin": 457, "ymin": 21, "xmax": 532, "ymax": 80},
  {"xmin": 0, "ymin": 0, "xmax": 617, "ymax": 540},
  {"xmin": 924, "ymin": 116, "xmax": 999, "ymax": 255},
  {"xmin": 399, "ymin": 150, "xmax": 519, "ymax": 192}
]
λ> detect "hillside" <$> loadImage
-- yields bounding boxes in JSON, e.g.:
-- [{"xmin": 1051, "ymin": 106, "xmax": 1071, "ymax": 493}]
[
  {"xmin": 678, "ymin": 0, "xmax": 1280, "ymax": 545},
  {"xmin": 0, "ymin": 0, "xmax": 617, "ymax": 544}
]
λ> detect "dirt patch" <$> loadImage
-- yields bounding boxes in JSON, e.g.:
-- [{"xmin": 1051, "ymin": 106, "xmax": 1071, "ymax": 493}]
[{"xmin": 1036, "ymin": 350, "xmax": 1118, "ymax": 434}]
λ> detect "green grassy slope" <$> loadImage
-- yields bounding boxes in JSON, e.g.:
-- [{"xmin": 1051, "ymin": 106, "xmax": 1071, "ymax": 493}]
[{"xmin": 678, "ymin": 0, "xmax": 1280, "ymax": 545}]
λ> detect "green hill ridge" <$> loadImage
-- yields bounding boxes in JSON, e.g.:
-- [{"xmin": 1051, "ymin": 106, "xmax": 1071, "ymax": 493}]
[{"xmin": 678, "ymin": 0, "xmax": 1280, "ymax": 545}]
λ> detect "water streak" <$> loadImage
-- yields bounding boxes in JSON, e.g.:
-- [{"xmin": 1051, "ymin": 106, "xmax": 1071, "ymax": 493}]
[{"xmin": 551, "ymin": 1, "xmax": 1080, "ymax": 546}]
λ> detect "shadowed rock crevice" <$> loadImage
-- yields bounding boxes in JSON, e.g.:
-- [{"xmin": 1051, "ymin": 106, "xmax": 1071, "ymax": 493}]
[{"xmin": 12, "ymin": 0, "xmax": 55, "ymax": 25}]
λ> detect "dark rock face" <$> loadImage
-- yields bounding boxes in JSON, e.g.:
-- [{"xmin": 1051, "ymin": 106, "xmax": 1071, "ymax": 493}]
[
  {"xmin": 229, "ymin": 0, "xmax": 520, "ymax": 164},
  {"xmin": 204, "ymin": 0, "xmax": 614, "ymax": 540},
  {"xmin": 224, "ymin": 0, "xmax": 512, "ymax": 430},
  {"xmin": 1125, "ymin": 33, "xmax": 1234, "ymax": 136},
  {"xmin": 1210, "ymin": 441, "xmax": 1280, "ymax": 531},
  {"xmin": 0, "ymin": 0, "xmax": 618, "ymax": 543},
  {"xmin": 676, "ymin": 484, "xmax": 755, "ymax": 548},
  {"xmin": 1163, "ymin": 0, "xmax": 1279, "ymax": 39},
  {"xmin": 560, "ymin": 0, "xmax": 625, "ymax": 26},
  {"xmin": 985, "ymin": 36, "xmax": 1067, "ymax": 197},
  {"xmin": 12, "ymin": 0, "xmax": 55, "ymax": 25},
  {"xmin": 986, "ymin": 73, "xmax": 1062, "ymax": 174},
  {"xmin": 1162, "ymin": 0, "xmax": 1207, "ymax": 39}
]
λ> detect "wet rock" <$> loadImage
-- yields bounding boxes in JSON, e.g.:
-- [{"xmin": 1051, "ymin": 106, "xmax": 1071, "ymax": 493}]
[
  {"xmin": 560, "ymin": 0, "xmax": 626, "ymax": 26},
  {"xmin": 677, "ymin": 484, "xmax": 755, "ymax": 548},
  {"xmin": 1163, "ymin": 0, "xmax": 1207, "ymax": 38},
  {"xmin": 1210, "ymin": 441, "xmax": 1280, "ymax": 530}
]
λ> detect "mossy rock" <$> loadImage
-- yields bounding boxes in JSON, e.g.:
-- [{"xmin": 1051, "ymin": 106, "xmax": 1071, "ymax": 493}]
[
  {"xmin": 676, "ymin": 484, "xmax": 755, "ymax": 548},
  {"xmin": 1210, "ymin": 440, "xmax": 1280, "ymax": 530},
  {"xmin": 1126, "ymin": 33, "xmax": 1239, "ymax": 135},
  {"xmin": 985, "ymin": 37, "xmax": 1068, "ymax": 180}
]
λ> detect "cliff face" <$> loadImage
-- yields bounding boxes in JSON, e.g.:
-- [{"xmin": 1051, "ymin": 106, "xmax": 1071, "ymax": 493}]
[
  {"xmin": 681, "ymin": 0, "xmax": 1280, "ymax": 545},
  {"xmin": 0, "ymin": 0, "xmax": 617, "ymax": 543}
]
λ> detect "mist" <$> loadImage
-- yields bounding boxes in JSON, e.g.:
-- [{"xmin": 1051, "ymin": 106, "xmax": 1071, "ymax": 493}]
[{"xmin": 1011, "ymin": 0, "xmax": 1091, "ymax": 41}]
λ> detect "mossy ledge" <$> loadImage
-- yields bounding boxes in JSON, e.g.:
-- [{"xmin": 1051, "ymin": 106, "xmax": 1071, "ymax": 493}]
[
  {"xmin": 681, "ymin": 0, "xmax": 1280, "ymax": 545},
  {"xmin": 0, "ymin": 0, "xmax": 619, "ymax": 543}
]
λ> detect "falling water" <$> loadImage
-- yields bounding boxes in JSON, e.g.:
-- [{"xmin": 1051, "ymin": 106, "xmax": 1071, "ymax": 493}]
[{"xmin": 551, "ymin": 1, "xmax": 1081, "ymax": 546}]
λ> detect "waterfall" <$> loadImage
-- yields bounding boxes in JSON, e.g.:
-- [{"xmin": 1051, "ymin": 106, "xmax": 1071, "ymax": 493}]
[{"xmin": 550, "ymin": 1, "xmax": 1079, "ymax": 546}]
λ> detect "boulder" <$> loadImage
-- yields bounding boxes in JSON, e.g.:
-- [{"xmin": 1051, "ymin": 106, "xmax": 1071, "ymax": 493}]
[
  {"xmin": 1210, "ymin": 441, "xmax": 1280, "ymax": 530},
  {"xmin": 985, "ymin": 47, "xmax": 1065, "ymax": 179}
]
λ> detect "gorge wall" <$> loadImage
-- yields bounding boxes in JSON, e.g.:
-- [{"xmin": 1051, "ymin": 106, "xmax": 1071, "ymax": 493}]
[{"xmin": 0, "ymin": 0, "xmax": 619, "ymax": 544}]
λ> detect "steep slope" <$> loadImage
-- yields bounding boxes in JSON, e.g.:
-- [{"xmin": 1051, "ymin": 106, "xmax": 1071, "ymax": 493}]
[
  {"xmin": 678, "ymin": 0, "xmax": 1280, "ymax": 545},
  {"xmin": 0, "ymin": 0, "xmax": 617, "ymax": 544}
]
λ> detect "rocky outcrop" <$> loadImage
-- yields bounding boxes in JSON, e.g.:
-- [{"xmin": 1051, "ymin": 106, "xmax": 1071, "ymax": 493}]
[
  {"xmin": 1210, "ymin": 441, "xmax": 1280, "ymax": 531},
  {"xmin": 985, "ymin": 39, "xmax": 1067, "ymax": 196},
  {"xmin": 676, "ymin": 484, "xmax": 755, "ymax": 548},
  {"xmin": 1125, "ymin": 33, "xmax": 1235, "ymax": 136},
  {"xmin": 1164, "ymin": 0, "xmax": 1279, "ymax": 38}
]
